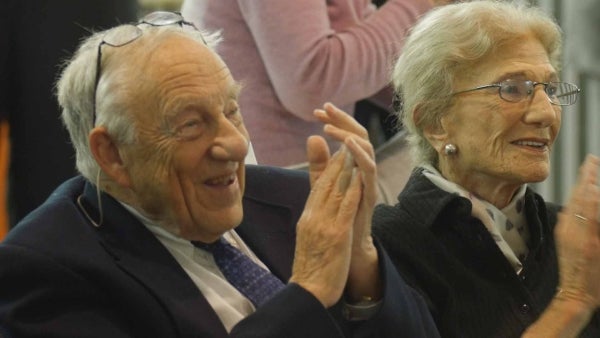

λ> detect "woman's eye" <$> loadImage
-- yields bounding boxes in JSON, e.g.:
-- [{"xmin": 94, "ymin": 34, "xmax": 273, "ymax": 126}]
[
  {"xmin": 504, "ymin": 85, "xmax": 521, "ymax": 94},
  {"xmin": 546, "ymin": 83, "xmax": 559, "ymax": 96}
]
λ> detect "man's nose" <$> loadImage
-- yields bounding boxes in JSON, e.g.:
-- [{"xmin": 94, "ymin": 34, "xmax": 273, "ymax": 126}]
[{"xmin": 210, "ymin": 118, "xmax": 249, "ymax": 161}]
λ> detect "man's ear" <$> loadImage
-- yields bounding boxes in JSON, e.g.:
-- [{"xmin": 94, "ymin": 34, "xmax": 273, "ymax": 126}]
[
  {"xmin": 89, "ymin": 127, "xmax": 132, "ymax": 188},
  {"xmin": 415, "ymin": 105, "xmax": 449, "ymax": 154}
]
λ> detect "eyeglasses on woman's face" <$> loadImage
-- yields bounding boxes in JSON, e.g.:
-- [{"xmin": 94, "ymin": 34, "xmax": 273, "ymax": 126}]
[{"xmin": 453, "ymin": 79, "xmax": 580, "ymax": 106}]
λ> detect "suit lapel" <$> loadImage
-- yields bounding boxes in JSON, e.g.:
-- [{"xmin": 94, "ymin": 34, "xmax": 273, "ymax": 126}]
[
  {"xmin": 80, "ymin": 165, "xmax": 309, "ymax": 336},
  {"xmin": 82, "ymin": 183, "xmax": 229, "ymax": 337},
  {"xmin": 238, "ymin": 165, "xmax": 310, "ymax": 282},
  {"xmin": 236, "ymin": 204, "xmax": 296, "ymax": 282}
]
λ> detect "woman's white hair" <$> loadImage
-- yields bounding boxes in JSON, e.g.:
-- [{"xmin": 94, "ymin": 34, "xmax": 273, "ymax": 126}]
[
  {"xmin": 56, "ymin": 23, "xmax": 221, "ymax": 182},
  {"xmin": 391, "ymin": 0, "xmax": 562, "ymax": 166}
]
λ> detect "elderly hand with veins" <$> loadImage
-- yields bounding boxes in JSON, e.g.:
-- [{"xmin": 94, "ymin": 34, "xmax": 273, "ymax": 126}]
[
  {"xmin": 523, "ymin": 154, "xmax": 600, "ymax": 338},
  {"xmin": 309, "ymin": 102, "xmax": 380, "ymax": 304}
]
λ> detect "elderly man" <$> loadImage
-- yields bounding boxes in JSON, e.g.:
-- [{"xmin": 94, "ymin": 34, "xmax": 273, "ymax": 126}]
[{"xmin": 0, "ymin": 12, "xmax": 437, "ymax": 338}]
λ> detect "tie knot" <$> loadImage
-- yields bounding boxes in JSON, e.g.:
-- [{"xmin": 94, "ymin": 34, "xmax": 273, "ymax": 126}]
[{"xmin": 192, "ymin": 237, "xmax": 227, "ymax": 252}]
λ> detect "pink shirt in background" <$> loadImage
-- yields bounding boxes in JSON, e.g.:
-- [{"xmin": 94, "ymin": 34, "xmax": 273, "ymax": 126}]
[{"xmin": 182, "ymin": 0, "xmax": 432, "ymax": 166}]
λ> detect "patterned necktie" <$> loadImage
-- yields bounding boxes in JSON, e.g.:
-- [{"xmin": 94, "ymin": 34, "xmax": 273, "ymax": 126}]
[{"xmin": 193, "ymin": 237, "xmax": 285, "ymax": 307}]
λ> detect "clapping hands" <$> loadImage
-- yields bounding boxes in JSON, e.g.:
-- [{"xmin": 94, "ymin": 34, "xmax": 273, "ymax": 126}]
[{"xmin": 289, "ymin": 103, "xmax": 379, "ymax": 306}]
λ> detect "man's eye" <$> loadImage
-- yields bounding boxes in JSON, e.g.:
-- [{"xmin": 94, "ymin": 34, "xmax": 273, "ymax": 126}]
[
  {"xmin": 176, "ymin": 119, "xmax": 204, "ymax": 139},
  {"xmin": 227, "ymin": 108, "xmax": 242, "ymax": 126}
]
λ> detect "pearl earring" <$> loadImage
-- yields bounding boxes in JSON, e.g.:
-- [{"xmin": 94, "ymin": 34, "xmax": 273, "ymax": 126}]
[{"xmin": 444, "ymin": 143, "xmax": 457, "ymax": 155}]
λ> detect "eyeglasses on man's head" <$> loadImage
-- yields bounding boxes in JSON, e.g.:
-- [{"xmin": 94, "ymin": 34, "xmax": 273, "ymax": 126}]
[{"xmin": 92, "ymin": 11, "xmax": 203, "ymax": 126}]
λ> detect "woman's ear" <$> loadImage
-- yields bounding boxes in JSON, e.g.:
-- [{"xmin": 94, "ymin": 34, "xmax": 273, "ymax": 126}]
[
  {"xmin": 415, "ymin": 105, "xmax": 450, "ymax": 154},
  {"xmin": 89, "ymin": 127, "xmax": 132, "ymax": 188}
]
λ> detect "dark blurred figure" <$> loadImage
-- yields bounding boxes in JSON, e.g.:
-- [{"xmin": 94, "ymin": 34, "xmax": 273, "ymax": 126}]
[
  {"xmin": 354, "ymin": 0, "xmax": 395, "ymax": 145},
  {"xmin": 373, "ymin": 0, "xmax": 388, "ymax": 6},
  {"xmin": 0, "ymin": 0, "xmax": 138, "ymax": 227}
]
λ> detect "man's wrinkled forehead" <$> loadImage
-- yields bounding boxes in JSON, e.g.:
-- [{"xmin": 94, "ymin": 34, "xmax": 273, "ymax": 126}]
[
  {"xmin": 124, "ymin": 33, "xmax": 235, "ymax": 119},
  {"xmin": 139, "ymin": 32, "xmax": 222, "ymax": 76}
]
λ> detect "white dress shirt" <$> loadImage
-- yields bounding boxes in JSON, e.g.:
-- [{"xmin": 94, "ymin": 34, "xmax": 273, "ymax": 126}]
[
  {"xmin": 120, "ymin": 203, "xmax": 380, "ymax": 328},
  {"xmin": 121, "ymin": 203, "xmax": 269, "ymax": 332}
]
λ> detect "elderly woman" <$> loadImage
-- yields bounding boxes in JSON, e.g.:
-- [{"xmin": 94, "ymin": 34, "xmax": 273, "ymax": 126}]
[{"xmin": 372, "ymin": 1, "xmax": 600, "ymax": 338}]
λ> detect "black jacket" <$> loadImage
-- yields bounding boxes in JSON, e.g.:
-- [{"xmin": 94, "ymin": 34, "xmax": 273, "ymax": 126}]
[{"xmin": 373, "ymin": 167, "xmax": 600, "ymax": 338}]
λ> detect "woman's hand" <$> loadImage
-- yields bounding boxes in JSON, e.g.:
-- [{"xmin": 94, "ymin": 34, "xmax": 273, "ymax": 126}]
[
  {"xmin": 523, "ymin": 154, "xmax": 600, "ymax": 338},
  {"xmin": 555, "ymin": 154, "xmax": 600, "ymax": 309}
]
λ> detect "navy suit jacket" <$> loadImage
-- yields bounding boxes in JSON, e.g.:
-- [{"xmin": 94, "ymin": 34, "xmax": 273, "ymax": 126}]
[{"xmin": 0, "ymin": 165, "xmax": 438, "ymax": 337}]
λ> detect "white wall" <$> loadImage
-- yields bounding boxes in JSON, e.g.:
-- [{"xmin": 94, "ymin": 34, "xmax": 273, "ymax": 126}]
[{"xmin": 532, "ymin": 0, "xmax": 600, "ymax": 203}]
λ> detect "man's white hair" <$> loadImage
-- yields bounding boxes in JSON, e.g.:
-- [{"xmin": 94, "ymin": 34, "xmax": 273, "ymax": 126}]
[{"xmin": 56, "ymin": 23, "xmax": 221, "ymax": 182}]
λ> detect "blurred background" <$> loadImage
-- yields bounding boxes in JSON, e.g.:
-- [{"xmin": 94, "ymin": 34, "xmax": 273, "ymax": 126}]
[
  {"xmin": 0, "ymin": 0, "xmax": 598, "ymax": 239},
  {"xmin": 531, "ymin": 0, "xmax": 600, "ymax": 204},
  {"xmin": 138, "ymin": 0, "xmax": 183, "ymax": 14}
]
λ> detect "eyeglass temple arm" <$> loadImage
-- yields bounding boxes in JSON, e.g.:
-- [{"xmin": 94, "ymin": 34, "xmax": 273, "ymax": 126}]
[
  {"xmin": 453, "ymin": 84, "xmax": 500, "ymax": 95},
  {"xmin": 556, "ymin": 88, "xmax": 581, "ymax": 98}
]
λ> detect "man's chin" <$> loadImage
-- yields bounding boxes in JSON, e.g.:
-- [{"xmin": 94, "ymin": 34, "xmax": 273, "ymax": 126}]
[{"xmin": 178, "ymin": 209, "xmax": 244, "ymax": 241}]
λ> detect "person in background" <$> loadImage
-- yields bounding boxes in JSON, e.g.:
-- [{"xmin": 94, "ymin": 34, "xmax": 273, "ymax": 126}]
[
  {"xmin": 181, "ymin": 0, "xmax": 453, "ymax": 167},
  {"xmin": 0, "ymin": 0, "xmax": 138, "ymax": 228},
  {"xmin": 0, "ymin": 11, "xmax": 439, "ymax": 337},
  {"xmin": 373, "ymin": 1, "xmax": 600, "ymax": 337}
]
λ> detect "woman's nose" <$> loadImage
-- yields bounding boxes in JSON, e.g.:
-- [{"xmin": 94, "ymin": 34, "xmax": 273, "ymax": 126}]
[{"xmin": 523, "ymin": 86, "xmax": 560, "ymax": 127}]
